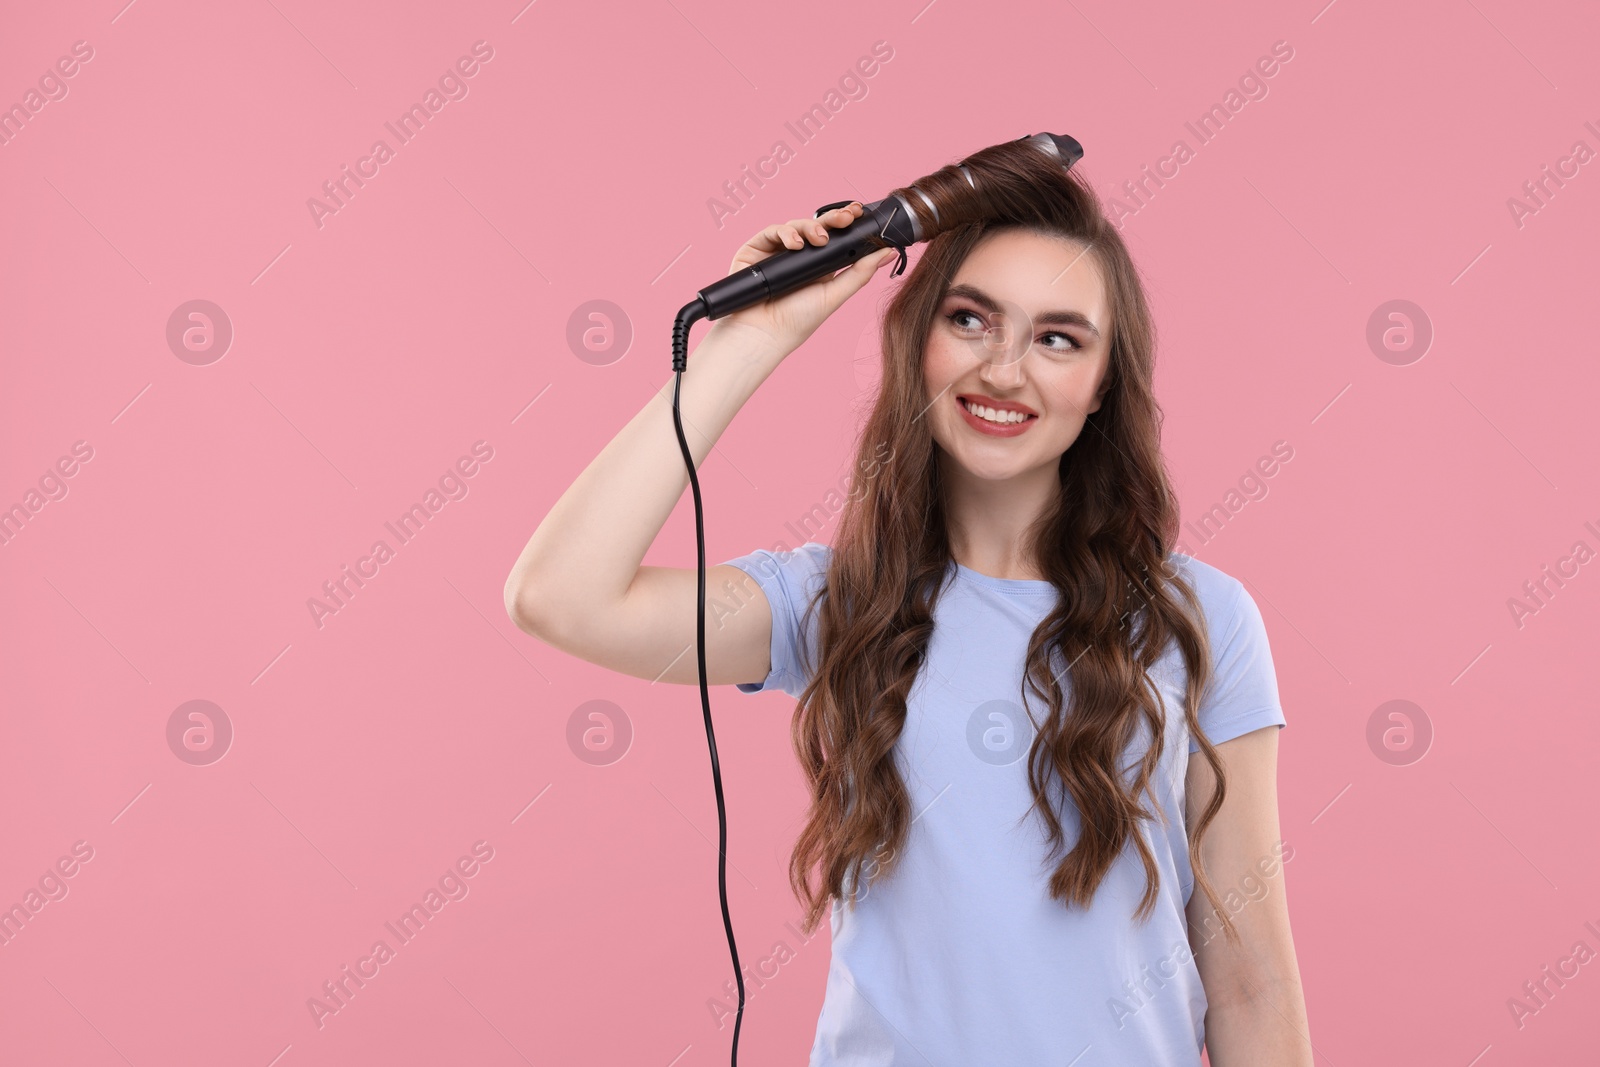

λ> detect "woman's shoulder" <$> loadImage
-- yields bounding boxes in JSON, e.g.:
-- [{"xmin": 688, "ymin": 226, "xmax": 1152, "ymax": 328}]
[
  {"xmin": 1163, "ymin": 551, "xmax": 1247, "ymax": 619},
  {"xmin": 767, "ymin": 540, "xmax": 832, "ymax": 573},
  {"xmin": 723, "ymin": 540, "xmax": 832, "ymax": 588}
]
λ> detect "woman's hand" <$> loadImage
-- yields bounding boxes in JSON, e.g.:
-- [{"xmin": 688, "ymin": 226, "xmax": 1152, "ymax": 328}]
[{"xmin": 702, "ymin": 202, "xmax": 901, "ymax": 362}]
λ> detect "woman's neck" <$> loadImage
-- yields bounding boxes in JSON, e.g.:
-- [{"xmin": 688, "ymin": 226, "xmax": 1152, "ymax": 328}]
[{"xmin": 941, "ymin": 456, "xmax": 1059, "ymax": 582}]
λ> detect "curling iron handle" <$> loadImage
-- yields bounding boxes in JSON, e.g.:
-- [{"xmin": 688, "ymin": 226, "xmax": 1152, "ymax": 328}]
[{"xmin": 696, "ymin": 197, "xmax": 917, "ymax": 321}]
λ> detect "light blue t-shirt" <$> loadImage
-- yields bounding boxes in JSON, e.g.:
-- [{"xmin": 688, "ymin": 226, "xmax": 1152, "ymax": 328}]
[{"xmin": 722, "ymin": 542, "xmax": 1287, "ymax": 1066}]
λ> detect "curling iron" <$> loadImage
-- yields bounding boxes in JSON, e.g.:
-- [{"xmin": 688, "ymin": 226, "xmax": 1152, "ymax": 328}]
[{"xmin": 675, "ymin": 131, "xmax": 1082, "ymax": 361}]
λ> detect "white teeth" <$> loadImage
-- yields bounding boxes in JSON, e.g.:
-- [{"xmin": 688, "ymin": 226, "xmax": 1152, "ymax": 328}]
[{"xmin": 963, "ymin": 399, "xmax": 1028, "ymax": 424}]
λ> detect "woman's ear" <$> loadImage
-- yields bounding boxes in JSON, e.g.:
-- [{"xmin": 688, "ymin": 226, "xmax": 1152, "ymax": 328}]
[
  {"xmin": 1087, "ymin": 377, "xmax": 1109, "ymax": 415},
  {"xmin": 1087, "ymin": 355, "xmax": 1114, "ymax": 414}
]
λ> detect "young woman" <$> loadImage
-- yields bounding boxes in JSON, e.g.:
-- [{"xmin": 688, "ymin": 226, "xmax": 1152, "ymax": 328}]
[{"xmin": 504, "ymin": 138, "xmax": 1312, "ymax": 1065}]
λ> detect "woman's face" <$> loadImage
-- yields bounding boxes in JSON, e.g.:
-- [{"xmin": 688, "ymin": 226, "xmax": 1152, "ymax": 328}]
[{"xmin": 922, "ymin": 228, "xmax": 1113, "ymax": 484}]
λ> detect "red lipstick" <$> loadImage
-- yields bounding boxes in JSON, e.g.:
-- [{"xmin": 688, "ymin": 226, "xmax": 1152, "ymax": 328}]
[{"xmin": 956, "ymin": 394, "xmax": 1037, "ymax": 437}]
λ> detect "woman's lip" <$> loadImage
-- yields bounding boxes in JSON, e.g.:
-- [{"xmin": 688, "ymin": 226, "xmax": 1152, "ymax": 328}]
[
  {"xmin": 957, "ymin": 395, "xmax": 1036, "ymax": 437},
  {"xmin": 957, "ymin": 394, "xmax": 1037, "ymax": 417}
]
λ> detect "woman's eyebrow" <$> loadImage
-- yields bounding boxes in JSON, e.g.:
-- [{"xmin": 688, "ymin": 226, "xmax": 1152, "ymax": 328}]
[{"xmin": 944, "ymin": 283, "xmax": 1101, "ymax": 338}]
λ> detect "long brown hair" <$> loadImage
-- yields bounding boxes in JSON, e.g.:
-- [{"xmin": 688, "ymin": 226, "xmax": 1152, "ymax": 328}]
[{"xmin": 784, "ymin": 136, "xmax": 1240, "ymax": 944}]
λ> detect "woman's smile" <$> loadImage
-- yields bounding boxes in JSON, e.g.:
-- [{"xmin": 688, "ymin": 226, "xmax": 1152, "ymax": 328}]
[{"xmin": 956, "ymin": 393, "xmax": 1038, "ymax": 437}]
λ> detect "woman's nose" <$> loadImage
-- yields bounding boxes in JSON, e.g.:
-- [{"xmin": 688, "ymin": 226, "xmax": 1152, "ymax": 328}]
[
  {"xmin": 978, "ymin": 338, "xmax": 1028, "ymax": 388},
  {"xmin": 968, "ymin": 305, "xmax": 1032, "ymax": 384}
]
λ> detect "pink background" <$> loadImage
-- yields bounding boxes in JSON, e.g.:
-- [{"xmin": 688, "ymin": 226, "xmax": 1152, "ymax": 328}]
[{"xmin": 3, "ymin": 0, "xmax": 1597, "ymax": 1063}]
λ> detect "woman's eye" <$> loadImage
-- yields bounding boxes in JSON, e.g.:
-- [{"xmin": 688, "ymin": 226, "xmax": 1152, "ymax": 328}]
[{"xmin": 947, "ymin": 309, "xmax": 1081, "ymax": 352}]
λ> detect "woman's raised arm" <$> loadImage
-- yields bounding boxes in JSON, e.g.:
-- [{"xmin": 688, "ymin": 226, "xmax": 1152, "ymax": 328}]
[{"xmin": 502, "ymin": 205, "xmax": 897, "ymax": 687}]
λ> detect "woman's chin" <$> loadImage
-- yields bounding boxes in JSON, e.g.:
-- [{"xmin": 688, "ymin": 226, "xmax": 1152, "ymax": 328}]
[{"xmin": 950, "ymin": 452, "xmax": 1035, "ymax": 484}]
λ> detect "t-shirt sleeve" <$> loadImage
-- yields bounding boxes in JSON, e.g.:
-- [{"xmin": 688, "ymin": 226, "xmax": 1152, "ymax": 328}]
[
  {"xmin": 1190, "ymin": 578, "xmax": 1287, "ymax": 754},
  {"xmin": 719, "ymin": 542, "xmax": 830, "ymax": 697}
]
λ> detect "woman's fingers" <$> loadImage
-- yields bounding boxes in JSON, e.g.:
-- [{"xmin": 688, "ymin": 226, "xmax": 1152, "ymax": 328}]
[
  {"xmin": 783, "ymin": 217, "xmax": 832, "ymax": 247},
  {"xmin": 818, "ymin": 202, "xmax": 863, "ymax": 235},
  {"xmin": 732, "ymin": 202, "xmax": 868, "ymax": 273},
  {"xmin": 757, "ymin": 202, "xmax": 861, "ymax": 251},
  {"xmin": 750, "ymin": 221, "xmax": 804, "ymax": 253}
]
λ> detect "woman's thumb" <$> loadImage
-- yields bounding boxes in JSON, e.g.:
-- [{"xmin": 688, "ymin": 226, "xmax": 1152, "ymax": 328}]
[
  {"xmin": 863, "ymin": 246, "xmax": 900, "ymax": 273},
  {"xmin": 825, "ymin": 246, "xmax": 899, "ymax": 305}
]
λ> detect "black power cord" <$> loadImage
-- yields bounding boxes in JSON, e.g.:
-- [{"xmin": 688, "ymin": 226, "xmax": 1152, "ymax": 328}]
[{"xmin": 669, "ymin": 296, "xmax": 746, "ymax": 1065}]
